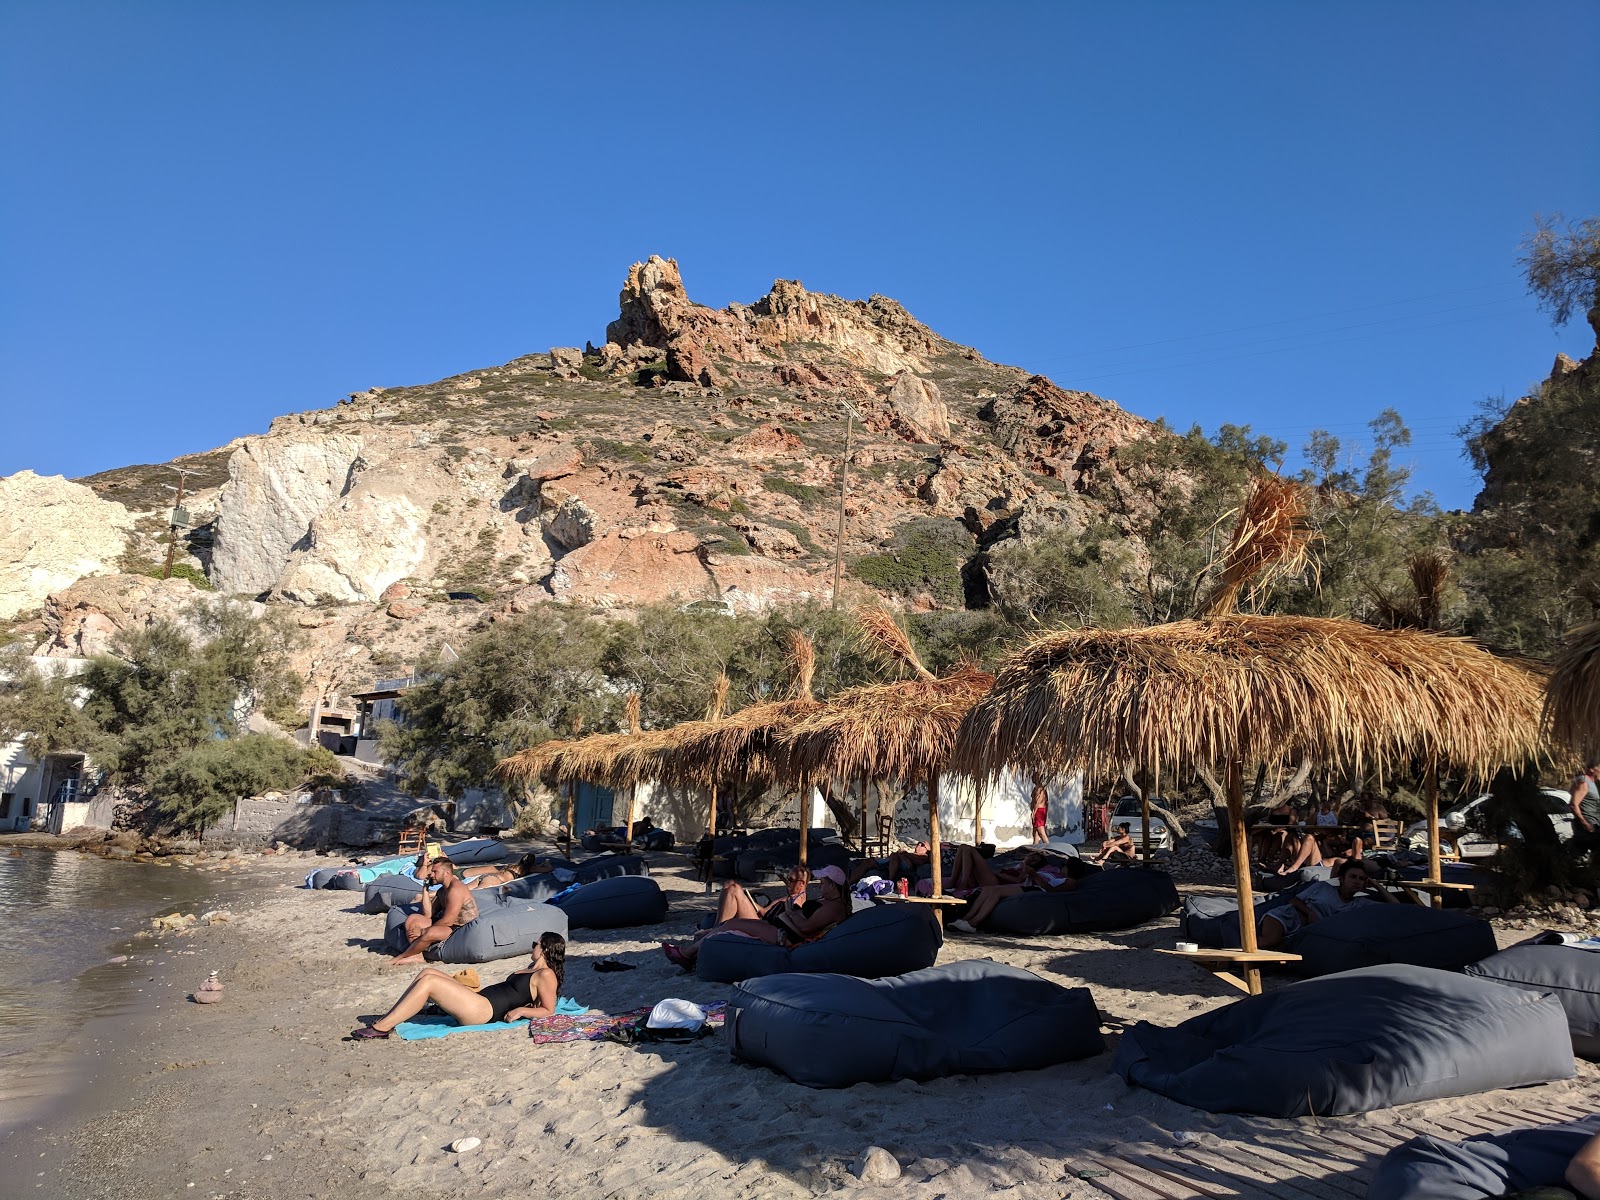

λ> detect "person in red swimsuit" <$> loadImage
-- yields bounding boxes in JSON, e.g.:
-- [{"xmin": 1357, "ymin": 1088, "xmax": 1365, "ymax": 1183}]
[{"xmin": 1030, "ymin": 786, "xmax": 1049, "ymax": 844}]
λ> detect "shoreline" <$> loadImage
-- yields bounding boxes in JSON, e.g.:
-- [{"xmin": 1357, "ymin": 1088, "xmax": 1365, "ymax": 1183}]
[{"xmin": 4, "ymin": 845, "xmax": 1597, "ymax": 1199}]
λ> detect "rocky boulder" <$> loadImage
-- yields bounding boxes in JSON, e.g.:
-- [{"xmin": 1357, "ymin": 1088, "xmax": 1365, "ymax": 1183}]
[{"xmin": 0, "ymin": 471, "xmax": 136, "ymax": 620}]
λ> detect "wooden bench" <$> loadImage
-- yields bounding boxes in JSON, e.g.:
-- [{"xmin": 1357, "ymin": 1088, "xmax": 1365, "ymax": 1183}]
[{"xmin": 1154, "ymin": 947, "xmax": 1302, "ymax": 996}]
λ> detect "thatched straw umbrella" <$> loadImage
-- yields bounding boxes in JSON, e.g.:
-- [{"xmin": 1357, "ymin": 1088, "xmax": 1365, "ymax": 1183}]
[
  {"xmin": 497, "ymin": 697, "xmax": 645, "ymax": 847},
  {"xmin": 952, "ymin": 613, "xmax": 1545, "ymax": 982},
  {"xmin": 774, "ymin": 656, "xmax": 994, "ymax": 901},
  {"xmin": 1548, "ymin": 622, "xmax": 1600, "ymax": 755}
]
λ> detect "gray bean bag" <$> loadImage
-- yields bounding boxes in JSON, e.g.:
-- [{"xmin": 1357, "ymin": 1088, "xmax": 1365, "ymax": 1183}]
[
  {"xmin": 1291, "ymin": 904, "xmax": 1497, "ymax": 977},
  {"xmin": 726, "ymin": 959, "xmax": 1104, "ymax": 1088},
  {"xmin": 552, "ymin": 874, "xmax": 668, "ymax": 930},
  {"xmin": 694, "ymin": 902, "xmax": 943, "ymax": 984},
  {"xmin": 362, "ymin": 873, "xmax": 426, "ymax": 913},
  {"xmin": 383, "ymin": 894, "xmax": 569, "ymax": 964},
  {"xmin": 1113, "ymin": 964, "xmax": 1574, "ymax": 1117},
  {"xmin": 1180, "ymin": 881, "xmax": 1317, "ymax": 948},
  {"xmin": 981, "ymin": 867, "xmax": 1179, "ymax": 936},
  {"xmin": 1466, "ymin": 943, "xmax": 1600, "ymax": 1057},
  {"xmin": 441, "ymin": 838, "xmax": 506, "ymax": 864},
  {"xmin": 1369, "ymin": 1115, "xmax": 1600, "ymax": 1200}
]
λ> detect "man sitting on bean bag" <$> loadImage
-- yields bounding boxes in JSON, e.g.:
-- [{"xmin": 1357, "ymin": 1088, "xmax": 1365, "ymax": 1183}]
[{"xmin": 1257, "ymin": 858, "xmax": 1393, "ymax": 949}]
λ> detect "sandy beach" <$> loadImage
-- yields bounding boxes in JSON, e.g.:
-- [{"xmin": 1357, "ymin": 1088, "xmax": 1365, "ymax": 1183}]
[{"xmin": 6, "ymin": 844, "xmax": 1598, "ymax": 1200}]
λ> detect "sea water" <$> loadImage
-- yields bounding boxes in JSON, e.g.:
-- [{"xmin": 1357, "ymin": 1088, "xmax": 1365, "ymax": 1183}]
[{"xmin": 0, "ymin": 847, "xmax": 223, "ymax": 1131}]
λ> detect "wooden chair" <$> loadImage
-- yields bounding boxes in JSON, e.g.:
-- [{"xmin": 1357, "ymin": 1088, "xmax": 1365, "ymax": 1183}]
[
  {"xmin": 861, "ymin": 812, "xmax": 892, "ymax": 858},
  {"xmin": 397, "ymin": 826, "xmax": 425, "ymax": 857},
  {"xmin": 1368, "ymin": 818, "xmax": 1402, "ymax": 851}
]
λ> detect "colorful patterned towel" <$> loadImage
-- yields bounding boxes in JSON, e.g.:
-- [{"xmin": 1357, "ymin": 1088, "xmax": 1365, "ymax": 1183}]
[{"xmin": 527, "ymin": 1000, "xmax": 727, "ymax": 1044}]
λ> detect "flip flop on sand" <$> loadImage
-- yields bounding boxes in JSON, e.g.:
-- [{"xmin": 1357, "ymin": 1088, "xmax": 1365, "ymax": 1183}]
[
  {"xmin": 660, "ymin": 943, "xmax": 690, "ymax": 971},
  {"xmin": 350, "ymin": 1025, "xmax": 391, "ymax": 1040}
]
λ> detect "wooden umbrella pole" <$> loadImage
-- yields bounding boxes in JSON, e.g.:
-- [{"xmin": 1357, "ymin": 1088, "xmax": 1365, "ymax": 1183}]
[
  {"xmin": 707, "ymin": 782, "xmax": 719, "ymax": 841},
  {"xmin": 624, "ymin": 783, "xmax": 636, "ymax": 845},
  {"xmin": 798, "ymin": 775, "xmax": 810, "ymax": 871},
  {"xmin": 1139, "ymin": 768, "xmax": 1152, "ymax": 865},
  {"xmin": 972, "ymin": 775, "xmax": 982, "ymax": 849},
  {"xmin": 859, "ymin": 774, "xmax": 868, "ymax": 855},
  {"xmin": 928, "ymin": 772, "xmax": 943, "ymax": 898},
  {"xmin": 1425, "ymin": 754, "xmax": 1441, "ymax": 884},
  {"xmin": 1226, "ymin": 755, "xmax": 1261, "ymax": 967}
]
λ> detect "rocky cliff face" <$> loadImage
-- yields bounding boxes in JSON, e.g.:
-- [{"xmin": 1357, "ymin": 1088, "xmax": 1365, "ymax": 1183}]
[
  {"xmin": 0, "ymin": 472, "xmax": 135, "ymax": 619},
  {"xmin": 2, "ymin": 257, "xmax": 1168, "ymax": 704}
]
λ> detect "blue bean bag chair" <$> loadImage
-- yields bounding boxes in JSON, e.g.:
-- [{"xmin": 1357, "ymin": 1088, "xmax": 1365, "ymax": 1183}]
[
  {"xmin": 1369, "ymin": 1115, "xmax": 1600, "ymax": 1200},
  {"xmin": 695, "ymin": 902, "xmax": 942, "ymax": 984},
  {"xmin": 726, "ymin": 960, "xmax": 1104, "ymax": 1088},
  {"xmin": 1290, "ymin": 903, "xmax": 1497, "ymax": 977},
  {"xmin": 552, "ymin": 874, "xmax": 667, "ymax": 930},
  {"xmin": 1113, "ymin": 964, "xmax": 1574, "ymax": 1117},
  {"xmin": 383, "ymin": 894, "xmax": 569, "ymax": 964},
  {"xmin": 981, "ymin": 867, "xmax": 1179, "ymax": 936},
  {"xmin": 1180, "ymin": 881, "xmax": 1318, "ymax": 947},
  {"xmin": 1465, "ymin": 942, "xmax": 1600, "ymax": 1058}
]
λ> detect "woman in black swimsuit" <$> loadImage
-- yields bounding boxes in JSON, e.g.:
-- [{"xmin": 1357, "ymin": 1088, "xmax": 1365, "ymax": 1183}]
[{"xmin": 351, "ymin": 931, "xmax": 565, "ymax": 1040}]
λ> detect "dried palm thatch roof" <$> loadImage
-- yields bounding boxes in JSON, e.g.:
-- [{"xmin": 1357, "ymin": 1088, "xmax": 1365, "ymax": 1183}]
[
  {"xmin": 1196, "ymin": 475, "xmax": 1315, "ymax": 619},
  {"xmin": 773, "ymin": 664, "xmax": 994, "ymax": 785},
  {"xmin": 496, "ymin": 694, "xmax": 647, "ymax": 790},
  {"xmin": 856, "ymin": 605, "xmax": 934, "ymax": 681},
  {"xmin": 951, "ymin": 614, "xmax": 1545, "ymax": 782},
  {"xmin": 1548, "ymin": 622, "xmax": 1600, "ymax": 754},
  {"xmin": 495, "ymin": 737, "xmax": 569, "ymax": 790},
  {"xmin": 1371, "ymin": 551, "xmax": 1452, "ymax": 631}
]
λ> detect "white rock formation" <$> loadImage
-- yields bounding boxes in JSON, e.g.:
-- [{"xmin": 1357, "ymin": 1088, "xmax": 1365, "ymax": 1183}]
[
  {"xmin": 210, "ymin": 434, "xmax": 365, "ymax": 595},
  {"xmin": 0, "ymin": 471, "xmax": 135, "ymax": 619}
]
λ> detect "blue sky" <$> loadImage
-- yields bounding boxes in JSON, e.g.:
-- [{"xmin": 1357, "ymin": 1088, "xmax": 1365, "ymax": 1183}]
[{"xmin": 2, "ymin": 2, "xmax": 1595, "ymax": 510}]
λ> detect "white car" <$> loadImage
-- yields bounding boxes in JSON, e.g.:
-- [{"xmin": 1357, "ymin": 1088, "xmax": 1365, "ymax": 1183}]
[
  {"xmin": 1108, "ymin": 796, "xmax": 1173, "ymax": 853},
  {"xmin": 1401, "ymin": 788, "xmax": 1574, "ymax": 859}
]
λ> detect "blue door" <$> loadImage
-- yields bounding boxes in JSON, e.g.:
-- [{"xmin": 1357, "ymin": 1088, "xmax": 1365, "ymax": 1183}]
[{"xmin": 573, "ymin": 781, "xmax": 615, "ymax": 833}]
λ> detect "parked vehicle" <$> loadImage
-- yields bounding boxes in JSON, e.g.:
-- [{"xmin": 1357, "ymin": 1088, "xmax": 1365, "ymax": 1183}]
[
  {"xmin": 1401, "ymin": 788, "xmax": 1574, "ymax": 859},
  {"xmin": 1108, "ymin": 796, "xmax": 1173, "ymax": 853}
]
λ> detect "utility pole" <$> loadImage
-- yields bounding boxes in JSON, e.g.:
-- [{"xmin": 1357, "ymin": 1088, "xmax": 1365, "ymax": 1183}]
[
  {"xmin": 161, "ymin": 467, "xmax": 191, "ymax": 580},
  {"xmin": 831, "ymin": 400, "xmax": 863, "ymax": 611}
]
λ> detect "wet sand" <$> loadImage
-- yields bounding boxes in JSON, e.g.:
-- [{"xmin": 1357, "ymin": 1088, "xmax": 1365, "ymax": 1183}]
[{"xmin": 6, "ymin": 846, "xmax": 1597, "ymax": 1200}]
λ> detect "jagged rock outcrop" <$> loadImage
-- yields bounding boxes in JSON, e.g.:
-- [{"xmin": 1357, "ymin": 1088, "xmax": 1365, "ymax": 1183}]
[
  {"xmin": 0, "ymin": 472, "xmax": 135, "ymax": 619},
  {"xmin": 39, "ymin": 573, "xmax": 242, "ymax": 658}
]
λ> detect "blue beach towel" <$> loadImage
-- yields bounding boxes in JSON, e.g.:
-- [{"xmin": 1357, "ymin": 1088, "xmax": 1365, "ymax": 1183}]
[{"xmin": 394, "ymin": 996, "xmax": 590, "ymax": 1040}]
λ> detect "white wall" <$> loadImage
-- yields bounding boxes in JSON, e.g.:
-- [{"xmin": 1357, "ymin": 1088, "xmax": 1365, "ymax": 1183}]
[
  {"xmin": 0, "ymin": 739, "xmax": 44, "ymax": 832},
  {"xmin": 893, "ymin": 769, "xmax": 1085, "ymax": 849}
]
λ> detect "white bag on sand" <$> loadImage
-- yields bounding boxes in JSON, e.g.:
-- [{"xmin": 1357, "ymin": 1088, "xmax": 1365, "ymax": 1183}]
[{"xmin": 647, "ymin": 999, "xmax": 707, "ymax": 1030}]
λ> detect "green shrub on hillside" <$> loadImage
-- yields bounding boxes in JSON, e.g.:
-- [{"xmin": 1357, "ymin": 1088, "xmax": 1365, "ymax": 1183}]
[{"xmin": 851, "ymin": 518, "xmax": 974, "ymax": 608}]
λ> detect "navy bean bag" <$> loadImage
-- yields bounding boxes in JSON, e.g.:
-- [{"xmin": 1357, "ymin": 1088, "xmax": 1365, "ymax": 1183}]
[
  {"xmin": 1113, "ymin": 964, "xmax": 1575, "ymax": 1117},
  {"xmin": 441, "ymin": 838, "xmax": 506, "ymax": 864},
  {"xmin": 694, "ymin": 902, "xmax": 942, "ymax": 984},
  {"xmin": 1180, "ymin": 881, "xmax": 1318, "ymax": 948},
  {"xmin": 726, "ymin": 960, "xmax": 1104, "ymax": 1088},
  {"xmin": 1290, "ymin": 903, "xmax": 1497, "ymax": 977},
  {"xmin": 552, "ymin": 874, "xmax": 668, "ymax": 930},
  {"xmin": 1466, "ymin": 943, "xmax": 1600, "ymax": 1058},
  {"xmin": 383, "ymin": 894, "xmax": 569, "ymax": 964},
  {"xmin": 1369, "ymin": 1115, "xmax": 1600, "ymax": 1200},
  {"xmin": 981, "ymin": 867, "xmax": 1179, "ymax": 936}
]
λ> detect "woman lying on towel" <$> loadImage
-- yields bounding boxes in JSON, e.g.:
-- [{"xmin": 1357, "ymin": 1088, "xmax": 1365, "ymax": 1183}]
[
  {"xmin": 351, "ymin": 932, "xmax": 566, "ymax": 1040},
  {"xmin": 461, "ymin": 853, "xmax": 544, "ymax": 889},
  {"xmin": 947, "ymin": 847, "xmax": 1076, "ymax": 934},
  {"xmin": 661, "ymin": 866, "xmax": 851, "ymax": 969}
]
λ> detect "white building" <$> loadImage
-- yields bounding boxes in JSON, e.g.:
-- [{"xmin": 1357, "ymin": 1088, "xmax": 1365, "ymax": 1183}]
[{"xmin": 0, "ymin": 656, "xmax": 99, "ymax": 834}]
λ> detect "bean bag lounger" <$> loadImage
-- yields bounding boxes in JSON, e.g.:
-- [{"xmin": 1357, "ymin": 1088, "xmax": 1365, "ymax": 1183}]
[
  {"xmin": 1112, "ymin": 964, "xmax": 1574, "ymax": 1117},
  {"xmin": 316, "ymin": 854, "xmax": 421, "ymax": 890},
  {"xmin": 552, "ymin": 874, "xmax": 668, "ymax": 930},
  {"xmin": 1289, "ymin": 904, "xmax": 1496, "ymax": 977},
  {"xmin": 726, "ymin": 960, "xmax": 1104, "ymax": 1088},
  {"xmin": 695, "ymin": 902, "xmax": 943, "ymax": 984},
  {"xmin": 1179, "ymin": 881, "xmax": 1318, "ymax": 948},
  {"xmin": 362, "ymin": 873, "xmax": 426, "ymax": 913},
  {"xmin": 1369, "ymin": 1114, "xmax": 1600, "ymax": 1200},
  {"xmin": 383, "ymin": 895, "xmax": 570, "ymax": 964},
  {"xmin": 1465, "ymin": 943, "xmax": 1600, "ymax": 1057},
  {"xmin": 982, "ymin": 867, "xmax": 1180, "ymax": 936},
  {"xmin": 441, "ymin": 838, "xmax": 505, "ymax": 864}
]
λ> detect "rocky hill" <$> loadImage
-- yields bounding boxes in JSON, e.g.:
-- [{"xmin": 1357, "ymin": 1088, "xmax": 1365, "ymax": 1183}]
[{"xmin": 2, "ymin": 257, "xmax": 1166, "ymax": 703}]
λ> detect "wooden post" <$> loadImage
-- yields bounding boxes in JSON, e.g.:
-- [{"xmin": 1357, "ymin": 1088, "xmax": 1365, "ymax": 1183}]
[
  {"xmin": 564, "ymin": 782, "xmax": 574, "ymax": 860},
  {"xmin": 1425, "ymin": 754, "xmax": 1442, "ymax": 889},
  {"xmin": 831, "ymin": 411, "xmax": 854, "ymax": 611},
  {"xmin": 1225, "ymin": 756, "xmax": 1261, "ymax": 992},
  {"xmin": 973, "ymin": 778, "xmax": 983, "ymax": 849},
  {"xmin": 798, "ymin": 775, "xmax": 810, "ymax": 871},
  {"xmin": 858, "ymin": 775, "xmax": 868, "ymax": 855},
  {"xmin": 928, "ymin": 772, "xmax": 943, "ymax": 898},
  {"xmin": 1139, "ymin": 770, "xmax": 1152, "ymax": 865},
  {"xmin": 623, "ymin": 784, "xmax": 636, "ymax": 845},
  {"xmin": 708, "ymin": 782, "xmax": 719, "ymax": 841}
]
